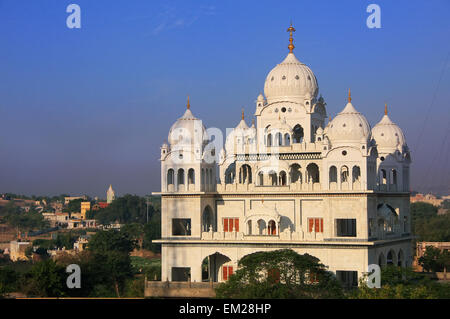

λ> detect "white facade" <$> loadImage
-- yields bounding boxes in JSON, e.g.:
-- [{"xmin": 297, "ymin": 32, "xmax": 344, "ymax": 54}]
[{"xmin": 153, "ymin": 26, "xmax": 412, "ymax": 287}]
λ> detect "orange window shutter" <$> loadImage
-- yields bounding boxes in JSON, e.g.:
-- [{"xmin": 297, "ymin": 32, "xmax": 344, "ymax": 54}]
[
  {"xmin": 320, "ymin": 219, "xmax": 324, "ymax": 232},
  {"xmin": 224, "ymin": 219, "xmax": 228, "ymax": 232},
  {"xmin": 309, "ymin": 219, "xmax": 314, "ymax": 232},
  {"xmin": 234, "ymin": 219, "xmax": 239, "ymax": 232},
  {"xmin": 229, "ymin": 266, "xmax": 233, "ymax": 276},
  {"xmin": 223, "ymin": 266, "xmax": 228, "ymax": 281},
  {"xmin": 315, "ymin": 219, "xmax": 320, "ymax": 232}
]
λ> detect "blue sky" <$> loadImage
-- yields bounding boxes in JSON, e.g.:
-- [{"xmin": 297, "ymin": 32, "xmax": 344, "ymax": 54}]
[{"xmin": 0, "ymin": 0, "xmax": 449, "ymax": 197}]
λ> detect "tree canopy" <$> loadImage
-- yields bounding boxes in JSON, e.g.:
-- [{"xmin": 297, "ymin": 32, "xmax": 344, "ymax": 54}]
[{"xmin": 215, "ymin": 249, "xmax": 344, "ymax": 299}]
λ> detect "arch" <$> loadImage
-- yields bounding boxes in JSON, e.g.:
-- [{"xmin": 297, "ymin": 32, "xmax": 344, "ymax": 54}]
[
  {"xmin": 279, "ymin": 171, "xmax": 287, "ymax": 186},
  {"xmin": 188, "ymin": 168, "xmax": 195, "ymax": 185},
  {"xmin": 257, "ymin": 219, "xmax": 267, "ymax": 235},
  {"xmin": 387, "ymin": 250, "xmax": 396, "ymax": 265},
  {"xmin": 202, "ymin": 206, "xmax": 214, "ymax": 232},
  {"xmin": 258, "ymin": 171, "xmax": 264, "ymax": 186},
  {"xmin": 390, "ymin": 169, "xmax": 397, "ymax": 185},
  {"xmin": 329, "ymin": 166, "xmax": 337, "ymax": 183},
  {"xmin": 201, "ymin": 252, "xmax": 231, "ymax": 282},
  {"xmin": 306, "ymin": 163, "xmax": 320, "ymax": 183},
  {"xmin": 167, "ymin": 169, "xmax": 175, "ymax": 185},
  {"xmin": 239, "ymin": 164, "xmax": 252, "ymax": 184},
  {"xmin": 352, "ymin": 166, "xmax": 361, "ymax": 182},
  {"xmin": 284, "ymin": 133, "xmax": 291, "ymax": 146},
  {"xmin": 268, "ymin": 220, "xmax": 277, "ymax": 235},
  {"xmin": 341, "ymin": 165, "xmax": 349, "ymax": 183},
  {"xmin": 247, "ymin": 220, "xmax": 252, "ymax": 235},
  {"xmin": 267, "ymin": 133, "xmax": 273, "ymax": 147},
  {"xmin": 290, "ymin": 164, "xmax": 302, "ymax": 183},
  {"xmin": 380, "ymin": 169, "xmax": 387, "ymax": 185},
  {"xmin": 293, "ymin": 124, "xmax": 304, "ymax": 143},
  {"xmin": 177, "ymin": 168, "xmax": 185, "ymax": 185},
  {"xmin": 224, "ymin": 163, "xmax": 236, "ymax": 184}
]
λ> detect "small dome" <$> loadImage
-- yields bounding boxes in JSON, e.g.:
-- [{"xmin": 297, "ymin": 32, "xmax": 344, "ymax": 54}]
[
  {"xmin": 326, "ymin": 101, "xmax": 371, "ymax": 146},
  {"xmin": 245, "ymin": 204, "xmax": 281, "ymax": 222},
  {"xmin": 168, "ymin": 106, "xmax": 207, "ymax": 146},
  {"xmin": 257, "ymin": 93, "xmax": 265, "ymax": 102},
  {"xmin": 372, "ymin": 112, "xmax": 407, "ymax": 154},
  {"xmin": 316, "ymin": 126, "xmax": 323, "ymax": 135},
  {"xmin": 264, "ymin": 53, "xmax": 318, "ymax": 104}
]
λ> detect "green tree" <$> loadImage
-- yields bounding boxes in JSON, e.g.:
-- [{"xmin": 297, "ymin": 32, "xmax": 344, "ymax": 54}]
[
  {"xmin": 66, "ymin": 198, "xmax": 85, "ymax": 214},
  {"xmin": 21, "ymin": 259, "xmax": 67, "ymax": 297},
  {"xmin": 87, "ymin": 230, "xmax": 137, "ymax": 297},
  {"xmin": 143, "ymin": 211, "xmax": 161, "ymax": 253},
  {"xmin": 215, "ymin": 249, "xmax": 344, "ymax": 299},
  {"xmin": 419, "ymin": 246, "xmax": 449, "ymax": 272}
]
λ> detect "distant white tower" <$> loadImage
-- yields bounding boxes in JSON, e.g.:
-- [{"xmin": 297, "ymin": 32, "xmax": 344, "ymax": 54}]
[{"xmin": 107, "ymin": 185, "xmax": 115, "ymax": 204}]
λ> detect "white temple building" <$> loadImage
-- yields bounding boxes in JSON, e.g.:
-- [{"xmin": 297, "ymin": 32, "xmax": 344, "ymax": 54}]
[
  {"xmin": 107, "ymin": 185, "xmax": 116, "ymax": 204},
  {"xmin": 153, "ymin": 25, "xmax": 412, "ymax": 288}
]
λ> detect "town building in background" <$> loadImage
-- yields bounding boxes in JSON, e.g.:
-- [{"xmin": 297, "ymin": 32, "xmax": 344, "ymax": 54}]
[{"xmin": 107, "ymin": 185, "xmax": 116, "ymax": 204}]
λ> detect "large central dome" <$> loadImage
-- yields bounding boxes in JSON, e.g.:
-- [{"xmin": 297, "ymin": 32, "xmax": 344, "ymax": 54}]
[{"xmin": 263, "ymin": 52, "xmax": 318, "ymax": 104}]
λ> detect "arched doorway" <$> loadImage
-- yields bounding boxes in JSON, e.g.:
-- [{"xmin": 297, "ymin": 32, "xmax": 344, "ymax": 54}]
[
  {"xmin": 201, "ymin": 253, "xmax": 232, "ymax": 282},
  {"xmin": 293, "ymin": 124, "xmax": 304, "ymax": 143}
]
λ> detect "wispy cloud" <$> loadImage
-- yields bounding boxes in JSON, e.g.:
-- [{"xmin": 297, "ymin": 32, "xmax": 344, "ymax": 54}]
[{"xmin": 149, "ymin": 4, "xmax": 216, "ymax": 36}]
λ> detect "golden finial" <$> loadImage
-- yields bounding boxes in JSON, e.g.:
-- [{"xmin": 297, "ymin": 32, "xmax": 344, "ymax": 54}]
[
  {"xmin": 252, "ymin": 118, "xmax": 255, "ymax": 126},
  {"xmin": 348, "ymin": 88, "xmax": 352, "ymax": 103},
  {"xmin": 287, "ymin": 22, "xmax": 296, "ymax": 53},
  {"xmin": 187, "ymin": 95, "xmax": 190, "ymax": 109},
  {"xmin": 384, "ymin": 103, "xmax": 388, "ymax": 115},
  {"xmin": 241, "ymin": 108, "xmax": 245, "ymax": 120},
  {"xmin": 329, "ymin": 116, "xmax": 332, "ymax": 122}
]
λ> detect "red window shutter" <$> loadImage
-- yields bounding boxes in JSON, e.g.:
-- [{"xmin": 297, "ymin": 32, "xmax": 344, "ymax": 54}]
[
  {"xmin": 223, "ymin": 266, "xmax": 228, "ymax": 281},
  {"xmin": 309, "ymin": 219, "xmax": 314, "ymax": 232},
  {"xmin": 224, "ymin": 219, "xmax": 228, "ymax": 232},
  {"xmin": 234, "ymin": 219, "xmax": 239, "ymax": 232},
  {"xmin": 320, "ymin": 219, "xmax": 324, "ymax": 233},
  {"xmin": 228, "ymin": 266, "xmax": 233, "ymax": 276},
  {"xmin": 315, "ymin": 219, "xmax": 320, "ymax": 232}
]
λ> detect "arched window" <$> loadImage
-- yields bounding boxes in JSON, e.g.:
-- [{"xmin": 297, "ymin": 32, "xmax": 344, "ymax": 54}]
[
  {"xmin": 202, "ymin": 206, "xmax": 213, "ymax": 232},
  {"xmin": 167, "ymin": 169, "xmax": 174, "ymax": 185},
  {"xmin": 247, "ymin": 220, "xmax": 252, "ymax": 235},
  {"xmin": 390, "ymin": 169, "xmax": 397, "ymax": 185},
  {"xmin": 224, "ymin": 163, "xmax": 235, "ymax": 184},
  {"xmin": 329, "ymin": 166, "xmax": 337, "ymax": 183},
  {"xmin": 387, "ymin": 250, "xmax": 394, "ymax": 265},
  {"xmin": 279, "ymin": 171, "xmax": 287, "ymax": 186},
  {"xmin": 205, "ymin": 169, "xmax": 209, "ymax": 185},
  {"xmin": 188, "ymin": 169, "xmax": 195, "ymax": 185},
  {"xmin": 352, "ymin": 166, "xmax": 361, "ymax": 182},
  {"xmin": 290, "ymin": 164, "xmax": 302, "ymax": 183},
  {"xmin": 306, "ymin": 163, "xmax": 319, "ymax": 183},
  {"xmin": 177, "ymin": 168, "xmax": 185, "ymax": 185},
  {"xmin": 293, "ymin": 125, "xmax": 304, "ymax": 143},
  {"xmin": 268, "ymin": 220, "xmax": 277, "ymax": 235},
  {"xmin": 284, "ymin": 133, "xmax": 291, "ymax": 146},
  {"xmin": 267, "ymin": 134, "xmax": 273, "ymax": 147},
  {"xmin": 240, "ymin": 165, "xmax": 252, "ymax": 184},
  {"xmin": 380, "ymin": 169, "xmax": 387, "ymax": 185},
  {"xmin": 341, "ymin": 166, "xmax": 349, "ymax": 183},
  {"xmin": 209, "ymin": 168, "xmax": 213, "ymax": 184},
  {"xmin": 258, "ymin": 172, "xmax": 264, "ymax": 186}
]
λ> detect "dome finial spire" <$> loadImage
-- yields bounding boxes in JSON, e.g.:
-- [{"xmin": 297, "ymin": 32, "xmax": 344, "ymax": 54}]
[
  {"xmin": 348, "ymin": 88, "xmax": 352, "ymax": 103},
  {"xmin": 287, "ymin": 22, "xmax": 296, "ymax": 53},
  {"xmin": 384, "ymin": 103, "xmax": 388, "ymax": 115},
  {"xmin": 241, "ymin": 108, "xmax": 244, "ymax": 120},
  {"xmin": 186, "ymin": 95, "xmax": 190, "ymax": 109}
]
